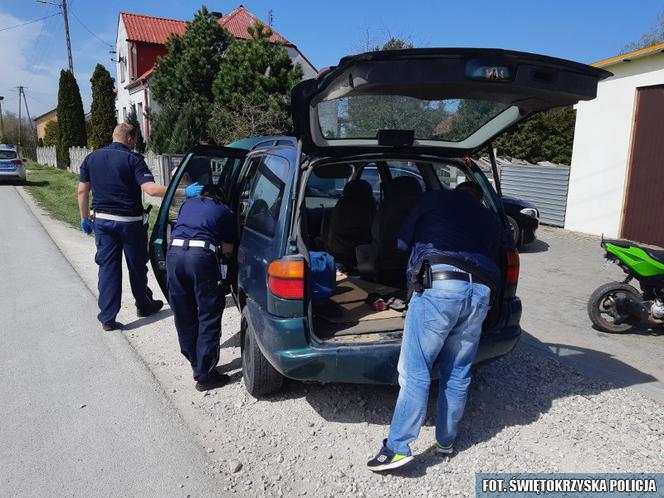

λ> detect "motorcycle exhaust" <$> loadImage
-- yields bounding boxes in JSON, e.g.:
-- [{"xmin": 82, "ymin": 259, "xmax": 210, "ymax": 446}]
[{"xmin": 613, "ymin": 293, "xmax": 649, "ymax": 323}]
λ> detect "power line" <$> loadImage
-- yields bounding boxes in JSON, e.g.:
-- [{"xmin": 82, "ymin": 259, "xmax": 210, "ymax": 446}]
[
  {"xmin": 25, "ymin": 7, "xmax": 58, "ymax": 87},
  {"xmin": 70, "ymin": 8, "xmax": 113, "ymax": 48},
  {"xmin": 0, "ymin": 13, "xmax": 60, "ymax": 33}
]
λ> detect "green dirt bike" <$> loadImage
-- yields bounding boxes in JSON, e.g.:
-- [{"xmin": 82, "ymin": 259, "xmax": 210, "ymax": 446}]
[{"xmin": 588, "ymin": 238, "xmax": 664, "ymax": 333}]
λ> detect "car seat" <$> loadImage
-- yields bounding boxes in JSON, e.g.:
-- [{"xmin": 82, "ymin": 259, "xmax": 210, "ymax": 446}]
[
  {"xmin": 325, "ymin": 179, "xmax": 376, "ymax": 266},
  {"xmin": 357, "ymin": 176, "xmax": 422, "ymax": 279}
]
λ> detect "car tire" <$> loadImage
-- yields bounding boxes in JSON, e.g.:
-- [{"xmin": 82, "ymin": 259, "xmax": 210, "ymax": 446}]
[
  {"xmin": 587, "ymin": 282, "xmax": 640, "ymax": 333},
  {"xmin": 241, "ymin": 308, "xmax": 283, "ymax": 397},
  {"xmin": 506, "ymin": 216, "xmax": 522, "ymax": 248}
]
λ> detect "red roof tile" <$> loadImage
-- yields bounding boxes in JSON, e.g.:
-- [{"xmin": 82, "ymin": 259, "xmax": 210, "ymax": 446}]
[
  {"xmin": 219, "ymin": 6, "xmax": 291, "ymax": 46},
  {"xmin": 121, "ymin": 12, "xmax": 186, "ymax": 45},
  {"xmin": 120, "ymin": 6, "xmax": 291, "ymax": 47}
]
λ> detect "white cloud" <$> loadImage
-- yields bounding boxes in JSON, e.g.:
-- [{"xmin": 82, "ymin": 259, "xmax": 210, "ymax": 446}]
[{"xmin": 0, "ymin": 10, "xmax": 95, "ymax": 118}]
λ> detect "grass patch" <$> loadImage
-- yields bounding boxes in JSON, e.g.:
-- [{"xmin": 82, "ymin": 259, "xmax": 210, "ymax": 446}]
[
  {"xmin": 24, "ymin": 161, "xmax": 80, "ymax": 227},
  {"xmin": 23, "ymin": 160, "xmax": 159, "ymax": 231}
]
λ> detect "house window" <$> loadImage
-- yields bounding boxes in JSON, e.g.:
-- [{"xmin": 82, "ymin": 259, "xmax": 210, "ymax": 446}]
[
  {"xmin": 131, "ymin": 44, "xmax": 137, "ymax": 80},
  {"xmin": 120, "ymin": 54, "xmax": 126, "ymax": 83},
  {"xmin": 137, "ymin": 103, "xmax": 143, "ymax": 134},
  {"xmin": 122, "ymin": 107, "xmax": 127, "ymax": 122}
]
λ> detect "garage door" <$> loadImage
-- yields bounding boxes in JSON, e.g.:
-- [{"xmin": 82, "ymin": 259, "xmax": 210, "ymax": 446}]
[{"xmin": 621, "ymin": 85, "xmax": 664, "ymax": 247}]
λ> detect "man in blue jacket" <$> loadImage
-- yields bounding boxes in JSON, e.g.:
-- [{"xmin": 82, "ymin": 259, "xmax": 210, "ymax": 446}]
[
  {"xmin": 368, "ymin": 181, "xmax": 502, "ymax": 471},
  {"xmin": 77, "ymin": 123, "xmax": 201, "ymax": 331}
]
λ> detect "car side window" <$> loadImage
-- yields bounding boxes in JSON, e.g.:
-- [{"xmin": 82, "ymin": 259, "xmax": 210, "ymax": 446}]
[
  {"xmin": 244, "ymin": 155, "xmax": 288, "ymax": 237},
  {"xmin": 359, "ymin": 166, "xmax": 382, "ymax": 202},
  {"xmin": 434, "ymin": 164, "xmax": 468, "ymax": 189},
  {"xmin": 390, "ymin": 164, "xmax": 426, "ymax": 191}
]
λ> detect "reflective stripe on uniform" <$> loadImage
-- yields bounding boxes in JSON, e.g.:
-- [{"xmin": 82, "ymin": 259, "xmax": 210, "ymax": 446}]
[
  {"xmin": 171, "ymin": 239, "xmax": 217, "ymax": 253},
  {"xmin": 94, "ymin": 212, "xmax": 143, "ymax": 223}
]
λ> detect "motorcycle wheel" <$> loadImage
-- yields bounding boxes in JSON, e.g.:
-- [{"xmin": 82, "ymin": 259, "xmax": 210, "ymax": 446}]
[{"xmin": 587, "ymin": 282, "xmax": 641, "ymax": 333}]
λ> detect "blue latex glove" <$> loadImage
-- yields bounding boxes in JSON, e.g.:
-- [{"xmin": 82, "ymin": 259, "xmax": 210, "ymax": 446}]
[
  {"xmin": 184, "ymin": 182, "xmax": 204, "ymax": 198},
  {"xmin": 80, "ymin": 218, "xmax": 93, "ymax": 235}
]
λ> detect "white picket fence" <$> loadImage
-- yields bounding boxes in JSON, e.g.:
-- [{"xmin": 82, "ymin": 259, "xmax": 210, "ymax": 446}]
[
  {"xmin": 35, "ymin": 146, "xmax": 184, "ymax": 206},
  {"xmin": 68, "ymin": 146, "xmax": 88, "ymax": 175},
  {"xmin": 36, "ymin": 146, "xmax": 57, "ymax": 167}
]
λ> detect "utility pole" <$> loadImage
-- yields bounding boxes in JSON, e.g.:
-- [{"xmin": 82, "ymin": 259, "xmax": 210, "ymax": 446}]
[
  {"xmin": 37, "ymin": 0, "xmax": 74, "ymax": 73},
  {"xmin": 17, "ymin": 89, "xmax": 22, "ymax": 149},
  {"xmin": 20, "ymin": 88, "xmax": 36, "ymax": 146},
  {"xmin": 61, "ymin": 0, "xmax": 74, "ymax": 73},
  {"xmin": 0, "ymin": 96, "xmax": 4, "ymax": 140}
]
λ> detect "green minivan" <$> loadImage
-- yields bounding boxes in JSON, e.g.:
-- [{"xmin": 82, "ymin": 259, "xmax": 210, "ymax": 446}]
[{"xmin": 150, "ymin": 48, "xmax": 610, "ymax": 396}]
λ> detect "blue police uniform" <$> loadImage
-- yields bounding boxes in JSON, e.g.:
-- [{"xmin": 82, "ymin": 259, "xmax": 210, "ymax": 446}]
[
  {"xmin": 166, "ymin": 196, "xmax": 236, "ymax": 383},
  {"xmin": 80, "ymin": 142, "xmax": 159, "ymax": 325}
]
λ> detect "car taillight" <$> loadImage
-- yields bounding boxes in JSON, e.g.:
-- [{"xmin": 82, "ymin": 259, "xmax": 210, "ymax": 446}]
[
  {"xmin": 504, "ymin": 249, "xmax": 520, "ymax": 297},
  {"xmin": 268, "ymin": 259, "xmax": 305, "ymax": 300},
  {"xmin": 11, "ymin": 159, "xmax": 23, "ymax": 165}
]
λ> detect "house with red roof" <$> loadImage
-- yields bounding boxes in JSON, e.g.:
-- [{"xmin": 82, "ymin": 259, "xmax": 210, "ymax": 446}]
[{"xmin": 114, "ymin": 5, "xmax": 317, "ymax": 142}]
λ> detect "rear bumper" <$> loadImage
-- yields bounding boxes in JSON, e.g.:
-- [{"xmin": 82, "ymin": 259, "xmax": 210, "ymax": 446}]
[
  {"xmin": 0, "ymin": 167, "xmax": 26, "ymax": 180},
  {"xmin": 246, "ymin": 295, "xmax": 522, "ymax": 385}
]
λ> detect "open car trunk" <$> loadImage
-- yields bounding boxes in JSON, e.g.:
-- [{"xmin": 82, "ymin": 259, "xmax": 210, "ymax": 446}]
[
  {"xmin": 299, "ymin": 156, "xmax": 504, "ymax": 344},
  {"xmin": 311, "ymin": 272, "xmax": 407, "ymax": 341}
]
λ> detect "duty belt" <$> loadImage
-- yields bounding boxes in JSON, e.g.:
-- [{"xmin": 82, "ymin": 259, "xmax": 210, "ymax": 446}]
[
  {"xmin": 171, "ymin": 239, "xmax": 217, "ymax": 253},
  {"xmin": 93, "ymin": 211, "xmax": 143, "ymax": 223}
]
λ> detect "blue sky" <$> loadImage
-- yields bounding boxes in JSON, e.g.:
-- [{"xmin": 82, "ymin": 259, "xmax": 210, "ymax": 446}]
[{"xmin": 0, "ymin": 0, "xmax": 661, "ymax": 117}]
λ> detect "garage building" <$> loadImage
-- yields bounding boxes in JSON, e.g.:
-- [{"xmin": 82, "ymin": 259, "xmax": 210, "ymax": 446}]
[{"xmin": 565, "ymin": 44, "xmax": 664, "ymax": 247}]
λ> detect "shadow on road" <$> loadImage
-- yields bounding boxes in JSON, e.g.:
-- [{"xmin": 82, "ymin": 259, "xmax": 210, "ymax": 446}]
[
  {"xmin": 123, "ymin": 308, "xmax": 173, "ymax": 330},
  {"xmin": 520, "ymin": 238, "xmax": 550, "ymax": 253}
]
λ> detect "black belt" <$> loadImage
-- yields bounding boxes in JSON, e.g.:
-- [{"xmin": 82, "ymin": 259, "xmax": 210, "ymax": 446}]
[
  {"xmin": 429, "ymin": 270, "xmax": 491, "ymax": 289},
  {"xmin": 431, "ymin": 271, "xmax": 472, "ymax": 283}
]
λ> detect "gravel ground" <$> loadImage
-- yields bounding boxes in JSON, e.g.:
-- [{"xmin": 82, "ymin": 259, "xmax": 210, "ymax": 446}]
[{"xmin": 19, "ymin": 188, "xmax": 664, "ymax": 497}]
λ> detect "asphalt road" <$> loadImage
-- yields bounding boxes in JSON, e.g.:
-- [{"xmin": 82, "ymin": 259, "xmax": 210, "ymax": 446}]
[{"xmin": 0, "ymin": 186, "xmax": 222, "ymax": 497}]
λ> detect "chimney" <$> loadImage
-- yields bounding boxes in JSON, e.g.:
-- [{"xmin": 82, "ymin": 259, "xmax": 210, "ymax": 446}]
[{"xmin": 210, "ymin": 11, "xmax": 223, "ymax": 19}]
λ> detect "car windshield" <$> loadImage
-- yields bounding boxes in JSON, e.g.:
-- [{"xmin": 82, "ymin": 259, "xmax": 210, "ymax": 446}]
[
  {"xmin": 317, "ymin": 96, "xmax": 510, "ymax": 142},
  {"xmin": 0, "ymin": 150, "xmax": 17, "ymax": 159}
]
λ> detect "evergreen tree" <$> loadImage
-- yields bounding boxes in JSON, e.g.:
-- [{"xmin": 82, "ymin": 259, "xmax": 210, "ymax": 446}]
[
  {"xmin": 56, "ymin": 69, "xmax": 87, "ymax": 167},
  {"xmin": 89, "ymin": 64, "xmax": 117, "ymax": 149},
  {"xmin": 150, "ymin": 7, "xmax": 231, "ymax": 151},
  {"xmin": 43, "ymin": 120, "xmax": 58, "ymax": 146},
  {"xmin": 494, "ymin": 107, "xmax": 576, "ymax": 164},
  {"xmin": 146, "ymin": 104, "xmax": 178, "ymax": 154},
  {"xmin": 126, "ymin": 108, "xmax": 146, "ymax": 153},
  {"xmin": 210, "ymin": 22, "xmax": 302, "ymax": 143}
]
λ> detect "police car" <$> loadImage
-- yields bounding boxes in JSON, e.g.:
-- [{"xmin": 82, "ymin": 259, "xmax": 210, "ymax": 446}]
[{"xmin": 0, "ymin": 144, "xmax": 27, "ymax": 183}]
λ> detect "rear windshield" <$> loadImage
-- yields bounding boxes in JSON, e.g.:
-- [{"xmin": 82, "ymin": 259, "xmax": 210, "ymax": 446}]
[
  {"xmin": 0, "ymin": 150, "xmax": 17, "ymax": 159},
  {"xmin": 317, "ymin": 96, "xmax": 509, "ymax": 142}
]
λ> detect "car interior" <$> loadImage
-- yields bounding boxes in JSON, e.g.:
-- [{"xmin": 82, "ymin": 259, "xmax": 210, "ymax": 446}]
[{"xmin": 301, "ymin": 158, "xmax": 498, "ymax": 342}]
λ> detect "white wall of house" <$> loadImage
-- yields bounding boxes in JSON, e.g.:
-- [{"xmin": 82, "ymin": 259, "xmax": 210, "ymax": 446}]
[
  {"xmin": 287, "ymin": 47, "xmax": 317, "ymax": 79},
  {"xmin": 565, "ymin": 53, "xmax": 664, "ymax": 237},
  {"xmin": 115, "ymin": 18, "xmax": 132, "ymax": 124}
]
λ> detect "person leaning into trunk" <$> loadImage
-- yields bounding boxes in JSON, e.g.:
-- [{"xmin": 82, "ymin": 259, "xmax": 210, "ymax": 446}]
[
  {"xmin": 167, "ymin": 184, "xmax": 236, "ymax": 392},
  {"xmin": 77, "ymin": 123, "xmax": 203, "ymax": 331},
  {"xmin": 368, "ymin": 181, "xmax": 502, "ymax": 471}
]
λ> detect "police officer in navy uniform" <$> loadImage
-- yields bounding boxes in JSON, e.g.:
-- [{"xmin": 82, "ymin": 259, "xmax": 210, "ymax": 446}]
[
  {"xmin": 77, "ymin": 123, "xmax": 202, "ymax": 331},
  {"xmin": 167, "ymin": 184, "xmax": 235, "ymax": 392}
]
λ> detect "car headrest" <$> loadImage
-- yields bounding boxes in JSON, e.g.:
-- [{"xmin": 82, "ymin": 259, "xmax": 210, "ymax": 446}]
[
  {"xmin": 388, "ymin": 176, "xmax": 422, "ymax": 197},
  {"xmin": 343, "ymin": 179, "xmax": 373, "ymax": 200}
]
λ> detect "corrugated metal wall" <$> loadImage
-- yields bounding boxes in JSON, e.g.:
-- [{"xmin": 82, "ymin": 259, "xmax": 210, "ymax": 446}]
[{"xmin": 500, "ymin": 164, "xmax": 571, "ymax": 227}]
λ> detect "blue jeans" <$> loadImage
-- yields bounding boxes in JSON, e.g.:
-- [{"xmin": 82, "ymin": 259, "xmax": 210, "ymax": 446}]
[
  {"xmin": 94, "ymin": 218, "xmax": 155, "ymax": 324},
  {"xmin": 387, "ymin": 264, "xmax": 491, "ymax": 456}
]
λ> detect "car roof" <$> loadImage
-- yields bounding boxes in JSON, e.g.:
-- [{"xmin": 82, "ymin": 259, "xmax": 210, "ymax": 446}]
[
  {"xmin": 226, "ymin": 135, "xmax": 295, "ymax": 151},
  {"xmin": 0, "ymin": 144, "xmax": 17, "ymax": 150}
]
